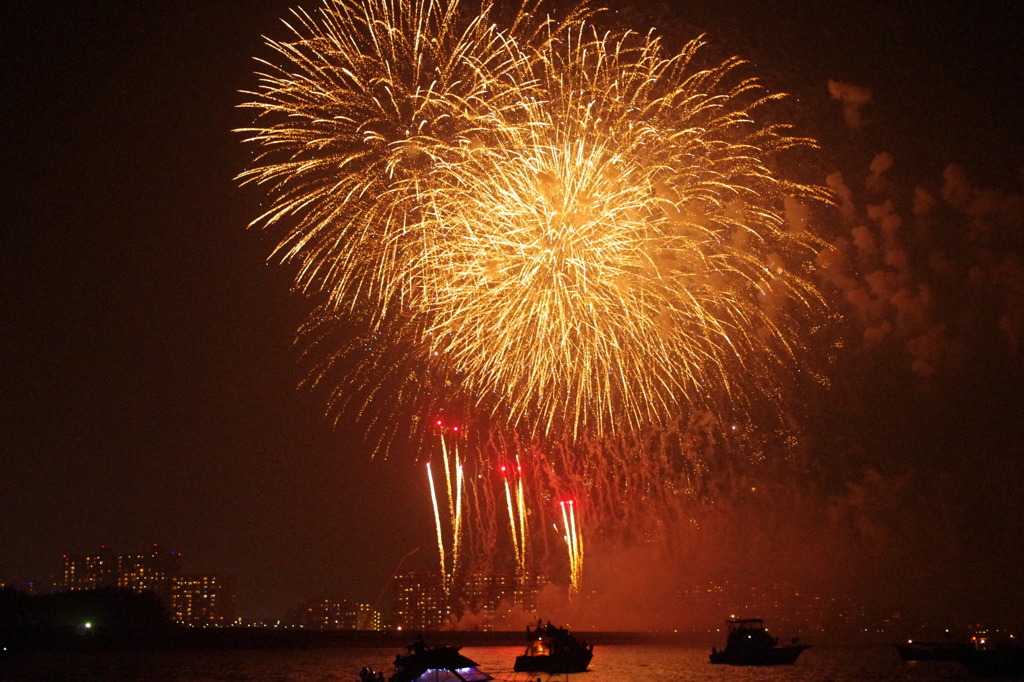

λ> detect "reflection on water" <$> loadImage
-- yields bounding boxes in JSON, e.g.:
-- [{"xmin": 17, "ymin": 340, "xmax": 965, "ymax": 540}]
[{"xmin": 1, "ymin": 643, "xmax": 970, "ymax": 681}]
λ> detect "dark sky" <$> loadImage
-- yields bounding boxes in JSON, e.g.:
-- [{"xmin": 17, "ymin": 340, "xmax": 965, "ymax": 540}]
[{"xmin": 2, "ymin": 0, "xmax": 1022, "ymax": 624}]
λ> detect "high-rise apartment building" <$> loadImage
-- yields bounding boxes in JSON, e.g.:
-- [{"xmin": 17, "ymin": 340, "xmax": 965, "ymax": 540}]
[
  {"xmin": 300, "ymin": 598, "xmax": 382, "ymax": 630},
  {"xmin": 172, "ymin": 574, "xmax": 236, "ymax": 626},
  {"xmin": 393, "ymin": 571, "xmax": 448, "ymax": 630},
  {"xmin": 462, "ymin": 570, "xmax": 542, "ymax": 627},
  {"xmin": 61, "ymin": 546, "xmax": 119, "ymax": 591},
  {"xmin": 393, "ymin": 570, "xmax": 545, "ymax": 630},
  {"xmin": 117, "ymin": 545, "xmax": 181, "ymax": 606},
  {"xmin": 59, "ymin": 546, "xmax": 235, "ymax": 626},
  {"xmin": 62, "ymin": 545, "xmax": 181, "ymax": 595}
]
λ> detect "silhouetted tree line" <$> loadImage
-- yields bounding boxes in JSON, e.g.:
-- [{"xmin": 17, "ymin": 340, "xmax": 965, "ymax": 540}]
[
  {"xmin": 0, "ymin": 587, "xmax": 176, "ymax": 651},
  {"xmin": 1, "ymin": 587, "xmax": 393, "ymax": 652}
]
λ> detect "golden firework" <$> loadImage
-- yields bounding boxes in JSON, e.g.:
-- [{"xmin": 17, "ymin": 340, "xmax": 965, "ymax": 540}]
[{"xmin": 239, "ymin": 0, "xmax": 829, "ymax": 444}]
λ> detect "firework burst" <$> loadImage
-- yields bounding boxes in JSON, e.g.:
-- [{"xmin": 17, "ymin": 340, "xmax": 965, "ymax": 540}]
[
  {"xmin": 416, "ymin": 25, "xmax": 829, "ymax": 439},
  {"xmin": 238, "ymin": 0, "xmax": 556, "ymax": 327},
  {"xmin": 240, "ymin": 0, "xmax": 828, "ymax": 446},
  {"xmin": 240, "ymin": 0, "xmax": 832, "ymax": 594}
]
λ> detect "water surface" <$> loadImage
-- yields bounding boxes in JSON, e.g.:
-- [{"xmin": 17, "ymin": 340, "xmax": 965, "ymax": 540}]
[{"xmin": 1, "ymin": 643, "xmax": 972, "ymax": 681}]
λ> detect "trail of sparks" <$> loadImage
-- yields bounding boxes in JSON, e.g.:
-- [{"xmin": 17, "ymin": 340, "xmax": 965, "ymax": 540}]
[
  {"xmin": 427, "ymin": 424, "xmax": 467, "ymax": 593},
  {"xmin": 501, "ymin": 459, "xmax": 530, "ymax": 577},
  {"xmin": 516, "ymin": 468, "xmax": 529, "ymax": 574},
  {"xmin": 426, "ymin": 462, "xmax": 447, "ymax": 592},
  {"xmin": 439, "ymin": 431, "xmax": 465, "ymax": 579},
  {"xmin": 559, "ymin": 500, "xmax": 584, "ymax": 596},
  {"xmin": 503, "ymin": 473, "xmax": 520, "ymax": 574}
]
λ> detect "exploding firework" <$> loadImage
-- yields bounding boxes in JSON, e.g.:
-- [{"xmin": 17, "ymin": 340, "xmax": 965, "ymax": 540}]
[
  {"xmin": 238, "ymin": 0, "xmax": 552, "ymax": 327},
  {"xmin": 239, "ymin": 0, "xmax": 829, "ymax": 445},
  {"xmin": 240, "ymin": 0, "xmax": 832, "ymax": 597},
  {"xmin": 415, "ymin": 25, "xmax": 829, "ymax": 440}
]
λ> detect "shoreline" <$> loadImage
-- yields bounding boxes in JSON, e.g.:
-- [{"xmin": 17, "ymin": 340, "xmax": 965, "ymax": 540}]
[{"xmin": 2, "ymin": 628, "xmax": 713, "ymax": 653}]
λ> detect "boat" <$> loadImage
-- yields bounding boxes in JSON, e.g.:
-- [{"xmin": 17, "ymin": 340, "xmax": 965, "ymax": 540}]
[
  {"xmin": 709, "ymin": 618, "xmax": 809, "ymax": 666},
  {"xmin": 954, "ymin": 635, "xmax": 1024, "ymax": 678},
  {"xmin": 957, "ymin": 645, "xmax": 1024, "ymax": 677},
  {"xmin": 361, "ymin": 635, "xmax": 494, "ymax": 682},
  {"xmin": 894, "ymin": 638, "xmax": 967, "ymax": 661},
  {"xmin": 514, "ymin": 621, "xmax": 594, "ymax": 674}
]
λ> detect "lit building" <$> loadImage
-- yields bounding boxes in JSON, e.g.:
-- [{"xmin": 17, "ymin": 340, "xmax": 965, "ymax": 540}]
[
  {"xmin": 59, "ymin": 545, "xmax": 236, "ymax": 627},
  {"xmin": 62, "ymin": 545, "xmax": 180, "ymax": 602},
  {"xmin": 172, "ymin": 574, "xmax": 236, "ymax": 626},
  {"xmin": 117, "ymin": 545, "xmax": 181, "ymax": 606},
  {"xmin": 301, "ymin": 598, "xmax": 381, "ymax": 630},
  {"xmin": 356, "ymin": 602, "xmax": 383, "ymax": 631},
  {"xmin": 393, "ymin": 571, "xmax": 448, "ymax": 631},
  {"xmin": 61, "ymin": 546, "xmax": 119, "ymax": 591},
  {"xmin": 461, "ymin": 571, "xmax": 542, "ymax": 628},
  {"xmin": 393, "ymin": 570, "xmax": 544, "ymax": 631}
]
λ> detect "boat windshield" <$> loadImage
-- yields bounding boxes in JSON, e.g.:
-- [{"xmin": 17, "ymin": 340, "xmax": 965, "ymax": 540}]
[{"xmin": 729, "ymin": 619, "xmax": 767, "ymax": 633}]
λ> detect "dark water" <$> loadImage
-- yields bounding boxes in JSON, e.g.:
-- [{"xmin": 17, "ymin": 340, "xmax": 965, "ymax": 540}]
[{"xmin": 1, "ymin": 644, "xmax": 975, "ymax": 681}]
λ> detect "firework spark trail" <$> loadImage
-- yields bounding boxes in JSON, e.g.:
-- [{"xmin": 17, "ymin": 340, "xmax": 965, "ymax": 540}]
[
  {"xmin": 462, "ymin": 452, "xmax": 501, "ymax": 571},
  {"xmin": 424, "ymin": 423, "xmax": 469, "ymax": 592},
  {"xmin": 503, "ymin": 472, "xmax": 521, "ymax": 572},
  {"xmin": 501, "ymin": 459, "xmax": 531, "ymax": 576},
  {"xmin": 426, "ymin": 462, "xmax": 447, "ymax": 591},
  {"xmin": 438, "ymin": 431, "xmax": 465, "ymax": 578},
  {"xmin": 426, "ymin": 424, "xmax": 708, "ymax": 587},
  {"xmin": 559, "ymin": 500, "xmax": 584, "ymax": 595},
  {"xmin": 516, "ymin": 466, "xmax": 529, "ymax": 573},
  {"xmin": 427, "ymin": 413, "xmax": 788, "ymax": 592}
]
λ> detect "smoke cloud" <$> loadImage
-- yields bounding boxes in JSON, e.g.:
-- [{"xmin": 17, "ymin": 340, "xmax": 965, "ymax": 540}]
[{"xmin": 828, "ymin": 79, "xmax": 873, "ymax": 129}]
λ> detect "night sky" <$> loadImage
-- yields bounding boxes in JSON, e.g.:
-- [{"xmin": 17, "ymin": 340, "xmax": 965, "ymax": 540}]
[{"xmin": 3, "ymin": 0, "xmax": 1022, "ymax": 626}]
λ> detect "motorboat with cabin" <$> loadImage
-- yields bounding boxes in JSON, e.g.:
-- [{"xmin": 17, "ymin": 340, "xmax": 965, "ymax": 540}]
[
  {"xmin": 709, "ymin": 618, "xmax": 809, "ymax": 666},
  {"xmin": 361, "ymin": 635, "xmax": 493, "ymax": 682},
  {"xmin": 514, "ymin": 620, "xmax": 594, "ymax": 674}
]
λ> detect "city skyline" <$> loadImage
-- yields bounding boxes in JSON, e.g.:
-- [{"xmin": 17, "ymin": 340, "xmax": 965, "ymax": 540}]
[
  {"xmin": 3, "ymin": 541, "xmax": 932, "ymax": 638},
  {"xmin": 3, "ymin": 0, "xmax": 1022, "ymax": 628}
]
